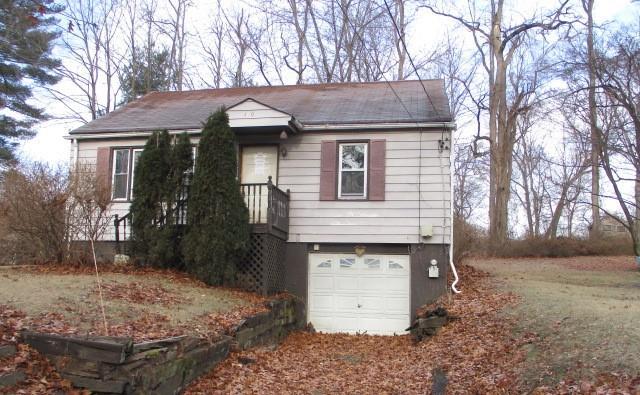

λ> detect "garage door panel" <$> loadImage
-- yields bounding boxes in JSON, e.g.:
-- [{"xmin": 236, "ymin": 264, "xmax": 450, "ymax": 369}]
[
  {"xmin": 384, "ymin": 296, "xmax": 410, "ymax": 314},
  {"xmin": 334, "ymin": 295, "xmax": 359, "ymax": 311},
  {"xmin": 358, "ymin": 276, "xmax": 406, "ymax": 292},
  {"xmin": 358, "ymin": 295, "xmax": 386, "ymax": 313},
  {"xmin": 309, "ymin": 294, "xmax": 334, "ymax": 311},
  {"xmin": 359, "ymin": 316, "xmax": 410, "ymax": 335},
  {"xmin": 309, "ymin": 314, "xmax": 335, "ymax": 333},
  {"xmin": 334, "ymin": 276, "xmax": 359, "ymax": 292},
  {"xmin": 309, "ymin": 253, "xmax": 410, "ymax": 335},
  {"xmin": 310, "ymin": 275, "xmax": 334, "ymax": 291}
]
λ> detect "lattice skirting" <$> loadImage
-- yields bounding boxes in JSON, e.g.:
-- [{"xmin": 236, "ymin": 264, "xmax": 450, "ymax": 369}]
[{"xmin": 237, "ymin": 233, "xmax": 286, "ymax": 295}]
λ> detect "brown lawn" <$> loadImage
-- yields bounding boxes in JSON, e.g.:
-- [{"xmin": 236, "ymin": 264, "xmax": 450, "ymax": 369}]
[
  {"xmin": 470, "ymin": 256, "xmax": 640, "ymax": 391},
  {"xmin": 0, "ymin": 265, "xmax": 267, "ymax": 342}
]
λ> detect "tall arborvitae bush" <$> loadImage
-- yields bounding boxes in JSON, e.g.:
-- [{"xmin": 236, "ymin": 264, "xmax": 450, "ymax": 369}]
[
  {"xmin": 130, "ymin": 130, "xmax": 171, "ymax": 264},
  {"xmin": 154, "ymin": 132, "xmax": 193, "ymax": 268},
  {"xmin": 183, "ymin": 108, "xmax": 250, "ymax": 285}
]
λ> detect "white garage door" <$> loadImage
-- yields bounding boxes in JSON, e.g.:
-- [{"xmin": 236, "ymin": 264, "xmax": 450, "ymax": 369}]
[{"xmin": 308, "ymin": 253, "xmax": 410, "ymax": 335}]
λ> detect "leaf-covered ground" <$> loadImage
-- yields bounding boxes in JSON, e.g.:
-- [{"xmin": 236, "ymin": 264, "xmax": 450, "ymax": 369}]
[
  {"xmin": 187, "ymin": 265, "xmax": 526, "ymax": 394},
  {"xmin": 187, "ymin": 262, "xmax": 640, "ymax": 394},
  {"xmin": 2, "ymin": 260, "xmax": 640, "ymax": 394},
  {"xmin": 0, "ymin": 265, "xmax": 269, "ymax": 341},
  {"xmin": 0, "ymin": 265, "xmax": 270, "ymax": 394}
]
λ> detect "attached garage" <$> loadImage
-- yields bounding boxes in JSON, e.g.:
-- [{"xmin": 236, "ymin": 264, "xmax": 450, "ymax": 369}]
[{"xmin": 308, "ymin": 253, "xmax": 411, "ymax": 335}]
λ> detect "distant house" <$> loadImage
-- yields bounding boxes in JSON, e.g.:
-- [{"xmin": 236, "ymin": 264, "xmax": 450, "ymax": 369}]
[
  {"xmin": 65, "ymin": 81, "xmax": 455, "ymax": 335},
  {"xmin": 599, "ymin": 214, "xmax": 630, "ymax": 237}
]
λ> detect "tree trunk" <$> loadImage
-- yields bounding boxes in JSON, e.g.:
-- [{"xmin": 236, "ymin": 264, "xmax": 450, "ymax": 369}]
[{"xmin": 585, "ymin": 0, "xmax": 601, "ymax": 238}]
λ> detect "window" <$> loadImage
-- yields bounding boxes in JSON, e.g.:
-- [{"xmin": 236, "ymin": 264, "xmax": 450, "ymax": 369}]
[
  {"xmin": 111, "ymin": 149, "xmax": 130, "ymax": 200},
  {"xmin": 110, "ymin": 148, "xmax": 143, "ymax": 201},
  {"xmin": 338, "ymin": 143, "xmax": 367, "ymax": 199},
  {"xmin": 364, "ymin": 258, "xmax": 381, "ymax": 269},
  {"xmin": 110, "ymin": 146, "xmax": 196, "ymax": 201},
  {"xmin": 339, "ymin": 258, "xmax": 355, "ymax": 268},
  {"xmin": 129, "ymin": 149, "xmax": 143, "ymax": 198}
]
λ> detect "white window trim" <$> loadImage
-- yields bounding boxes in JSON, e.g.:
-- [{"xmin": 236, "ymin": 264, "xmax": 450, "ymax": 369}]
[
  {"xmin": 111, "ymin": 148, "xmax": 131, "ymax": 201},
  {"xmin": 129, "ymin": 148, "xmax": 144, "ymax": 199},
  {"xmin": 337, "ymin": 142, "xmax": 368, "ymax": 199}
]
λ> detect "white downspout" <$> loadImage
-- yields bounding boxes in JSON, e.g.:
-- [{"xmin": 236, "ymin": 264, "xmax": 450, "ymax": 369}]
[{"xmin": 448, "ymin": 133, "xmax": 460, "ymax": 294}]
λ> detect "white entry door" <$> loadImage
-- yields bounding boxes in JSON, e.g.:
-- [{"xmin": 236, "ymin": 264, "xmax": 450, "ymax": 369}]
[
  {"xmin": 308, "ymin": 253, "xmax": 411, "ymax": 335},
  {"xmin": 240, "ymin": 145, "xmax": 278, "ymax": 223}
]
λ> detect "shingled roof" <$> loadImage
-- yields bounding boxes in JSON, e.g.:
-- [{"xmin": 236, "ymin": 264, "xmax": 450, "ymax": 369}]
[{"xmin": 70, "ymin": 80, "xmax": 452, "ymax": 134}]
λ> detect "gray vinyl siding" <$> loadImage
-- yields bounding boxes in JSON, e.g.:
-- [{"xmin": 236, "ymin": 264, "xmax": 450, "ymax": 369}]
[
  {"xmin": 72, "ymin": 129, "xmax": 451, "ymax": 244},
  {"xmin": 279, "ymin": 131, "xmax": 451, "ymax": 244}
]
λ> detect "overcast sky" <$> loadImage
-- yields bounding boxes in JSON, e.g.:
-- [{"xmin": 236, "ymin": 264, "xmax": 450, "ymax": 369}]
[{"xmin": 16, "ymin": 0, "xmax": 638, "ymax": 167}]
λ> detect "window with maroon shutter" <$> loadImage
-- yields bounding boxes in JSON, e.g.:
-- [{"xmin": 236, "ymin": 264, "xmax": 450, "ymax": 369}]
[
  {"xmin": 319, "ymin": 139, "xmax": 386, "ymax": 201},
  {"xmin": 368, "ymin": 139, "xmax": 386, "ymax": 201}
]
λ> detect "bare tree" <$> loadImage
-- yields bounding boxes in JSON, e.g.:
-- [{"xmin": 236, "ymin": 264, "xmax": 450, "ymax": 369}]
[
  {"xmin": 422, "ymin": 0, "xmax": 572, "ymax": 247},
  {"xmin": 154, "ymin": 0, "xmax": 191, "ymax": 90},
  {"xmin": 583, "ymin": 0, "xmax": 601, "ymax": 237},
  {"xmin": 453, "ymin": 143, "xmax": 486, "ymax": 222},
  {"xmin": 0, "ymin": 163, "xmax": 70, "ymax": 263},
  {"xmin": 544, "ymin": 125, "xmax": 590, "ymax": 239},
  {"xmin": 223, "ymin": 8, "xmax": 253, "ymax": 87},
  {"xmin": 68, "ymin": 164, "xmax": 113, "ymax": 334},
  {"xmin": 592, "ymin": 29, "xmax": 640, "ymax": 258},
  {"xmin": 51, "ymin": 0, "xmax": 123, "ymax": 122},
  {"xmin": 511, "ymin": 130, "xmax": 549, "ymax": 238}
]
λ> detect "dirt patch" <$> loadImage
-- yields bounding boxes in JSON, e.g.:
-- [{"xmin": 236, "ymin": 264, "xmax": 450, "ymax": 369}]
[{"xmin": 471, "ymin": 256, "xmax": 640, "ymax": 391}]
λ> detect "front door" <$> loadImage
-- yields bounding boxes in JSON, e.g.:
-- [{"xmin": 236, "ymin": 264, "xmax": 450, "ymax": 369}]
[{"xmin": 240, "ymin": 145, "xmax": 278, "ymax": 223}]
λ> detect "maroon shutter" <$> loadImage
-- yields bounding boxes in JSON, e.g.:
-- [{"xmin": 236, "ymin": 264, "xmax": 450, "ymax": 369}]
[
  {"xmin": 319, "ymin": 140, "xmax": 337, "ymax": 201},
  {"xmin": 369, "ymin": 139, "xmax": 386, "ymax": 201},
  {"xmin": 96, "ymin": 147, "xmax": 111, "ymax": 195}
]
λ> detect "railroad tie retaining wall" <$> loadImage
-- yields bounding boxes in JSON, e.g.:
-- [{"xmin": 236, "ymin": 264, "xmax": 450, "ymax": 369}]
[{"xmin": 18, "ymin": 296, "xmax": 305, "ymax": 394}]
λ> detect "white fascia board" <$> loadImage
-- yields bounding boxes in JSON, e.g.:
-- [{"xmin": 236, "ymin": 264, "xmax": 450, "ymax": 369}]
[
  {"xmin": 300, "ymin": 121, "xmax": 457, "ymax": 131},
  {"xmin": 64, "ymin": 129, "xmax": 202, "ymax": 140}
]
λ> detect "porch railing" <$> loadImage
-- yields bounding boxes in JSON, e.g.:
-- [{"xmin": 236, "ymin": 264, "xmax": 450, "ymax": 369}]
[
  {"xmin": 240, "ymin": 176, "xmax": 290, "ymax": 238},
  {"xmin": 113, "ymin": 176, "xmax": 290, "ymax": 250},
  {"xmin": 114, "ymin": 212, "xmax": 132, "ymax": 254}
]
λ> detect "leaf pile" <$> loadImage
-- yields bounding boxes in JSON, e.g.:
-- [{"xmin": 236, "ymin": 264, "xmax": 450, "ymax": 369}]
[
  {"xmin": 0, "ymin": 307, "xmax": 80, "ymax": 395},
  {"xmin": 187, "ymin": 264, "xmax": 525, "ymax": 394},
  {"xmin": 97, "ymin": 280, "xmax": 187, "ymax": 306}
]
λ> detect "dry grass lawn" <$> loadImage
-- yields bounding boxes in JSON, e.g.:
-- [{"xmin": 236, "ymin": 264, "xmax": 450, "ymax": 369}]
[
  {"xmin": 0, "ymin": 266, "xmax": 266, "ymax": 341},
  {"xmin": 470, "ymin": 256, "xmax": 640, "ymax": 389}
]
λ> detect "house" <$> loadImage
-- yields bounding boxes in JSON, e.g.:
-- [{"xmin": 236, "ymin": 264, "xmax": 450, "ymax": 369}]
[
  {"xmin": 599, "ymin": 214, "xmax": 630, "ymax": 237},
  {"xmin": 65, "ymin": 80, "xmax": 455, "ymax": 335}
]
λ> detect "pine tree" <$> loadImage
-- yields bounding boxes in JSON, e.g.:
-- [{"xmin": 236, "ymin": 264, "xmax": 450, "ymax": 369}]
[
  {"xmin": 0, "ymin": 0, "xmax": 62, "ymax": 163},
  {"xmin": 118, "ymin": 45, "xmax": 172, "ymax": 105},
  {"xmin": 130, "ymin": 130, "xmax": 171, "ymax": 264},
  {"xmin": 183, "ymin": 108, "xmax": 250, "ymax": 285}
]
